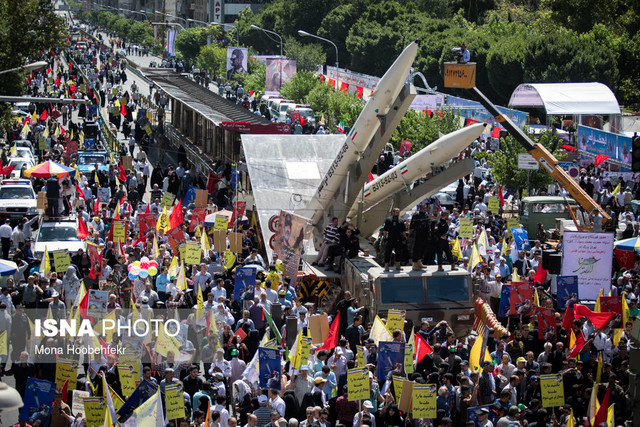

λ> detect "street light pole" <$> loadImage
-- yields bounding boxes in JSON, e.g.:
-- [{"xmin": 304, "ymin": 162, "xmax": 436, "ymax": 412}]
[
  {"xmin": 298, "ymin": 30, "xmax": 339, "ymax": 95},
  {"xmin": 154, "ymin": 10, "xmax": 187, "ymax": 28},
  {"xmin": 250, "ymin": 24, "xmax": 283, "ymax": 89},
  {"xmin": 0, "ymin": 61, "xmax": 48, "ymax": 76},
  {"xmin": 219, "ymin": 24, "xmax": 240, "ymax": 46}
]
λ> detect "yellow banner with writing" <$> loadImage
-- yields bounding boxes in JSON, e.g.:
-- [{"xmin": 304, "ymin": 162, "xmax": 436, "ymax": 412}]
[
  {"xmin": 184, "ymin": 242, "xmax": 202, "ymax": 265},
  {"xmin": 118, "ymin": 365, "xmax": 137, "ymax": 397},
  {"xmin": 412, "ymin": 384, "xmax": 437, "ymax": 418},
  {"xmin": 52, "ymin": 250, "xmax": 71, "ymax": 273},
  {"xmin": 459, "ymin": 219, "xmax": 473, "ymax": 239},
  {"xmin": 386, "ymin": 309, "xmax": 405, "ymax": 332},
  {"xmin": 540, "ymin": 374, "xmax": 565, "ymax": 408},
  {"xmin": 488, "ymin": 196, "xmax": 500, "ymax": 213},
  {"xmin": 356, "ymin": 345, "xmax": 366, "ymax": 368},
  {"xmin": 347, "ymin": 367, "xmax": 370, "ymax": 401},
  {"xmin": 55, "ymin": 358, "xmax": 79, "ymax": 390},
  {"xmin": 83, "ymin": 397, "xmax": 106, "ymax": 427},
  {"xmin": 214, "ymin": 214, "xmax": 228, "ymax": 231},
  {"xmin": 165, "ymin": 383, "xmax": 186, "ymax": 420}
]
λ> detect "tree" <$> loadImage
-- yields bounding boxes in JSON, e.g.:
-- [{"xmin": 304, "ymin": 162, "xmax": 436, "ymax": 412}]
[
  {"xmin": 197, "ymin": 45, "xmax": 227, "ymax": 80},
  {"xmin": 283, "ymin": 37, "xmax": 326, "ymax": 72},
  {"xmin": 390, "ymin": 110, "xmax": 461, "ymax": 153},
  {"xmin": 489, "ymin": 130, "xmax": 566, "ymax": 191},
  {"xmin": 279, "ymin": 70, "xmax": 320, "ymax": 103},
  {"xmin": 175, "ymin": 26, "xmax": 223, "ymax": 68},
  {"xmin": 0, "ymin": 0, "xmax": 67, "ymax": 97}
]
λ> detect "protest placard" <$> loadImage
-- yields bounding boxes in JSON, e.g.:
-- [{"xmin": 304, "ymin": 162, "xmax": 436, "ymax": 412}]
[
  {"xmin": 71, "ymin": 390, "xmax": 90, "ymax": 416},
  {"xmin": 55, "ymin": 358, "xmax": 78, "ymax": 390},
  {"xmin": 83, "ymin": 397, "xmax": 106, "ymax": 427},
  {"xmin": 540, "ymin": 374, "xmax": 565, "ymax": 408},
  {"xmin": 510, "ymin": 227, "xmax": 531, "ymax": 251},
  {"xmin": 377, "ymin": 341, "xmax": 405, "ymax": 380},
  {"xmin": 138, "ymin": 213, "xmax": 157, "ymax": 236},
  {"xmin": 308, "ymin": 313, "xmax": 329, "ymax": 344},
  {"xmin": 213, "ymin": 230, "xmax": 226, "ymax": 252},
  {"xmin": 459, "ymin": 219, "xmax": 473, "ymax": 238},
  {"xmin": 161, "ymin": 192, "xmax": 175, "ymax": 207},
  {"xmin": 195, "ymin": 190, "xmax": 208, "ymax": 208},
  {"xmin": 387, "ymin": 309, "xmax": 406, "ymax": 332},
  {"xmin": 357, "ymin": 345, "xmax": 366, "ymax": 368},
  {"xmin": 258, "ymin": 347, "xmax": 281, "ymax": 391},
  {"xmin": 184, "ymin": 242, "xmax": 201, "ymax": 265},
  {"xmin": 488, "ymin": 196, "xmax": 500, "ymax": 213},
  {"xmin": 347, "ymin": 368, "xmax": 370, "ymax": 401},
  {"xmin": 165, "ymin": 383, "xmax": 186, "ymax": 420},
  {"xmin": 20, "ymin": 378, "xmax": 56, "ymax": 425},
  {"xmin": 52, "ymin": 250, "xmax": 70, "ymax": 273},
  {"xmin": 556, "ymin": 276, "xmax": 579, "ymax": 310},
  {"xmin": 118, "ymin": 365, "xmax": 137, "ymax": 397},
  {"xmin": 112, "ymin": 220, "xmax": 126, "ymax": 242},
  {"xmin": 561, "ymin": 232, "xmax": 614, "ymax": 300},
  {"xmin": 398, "ymin": 380, "xmax": 415, "ymax": 413},
  {"xmin": 234, "ymin": 267, "xmax": 257, "ymax": 301},
  {"xmin": 404, "ymin": 343, "xmax": 414, "ymax": 374},
  {"xmin": 213, "ymin": 215, "xmax": 228, "ymax": 231},
  {"xmin": 510, "ymin": 282, "xmax": 533, "ymax": 316},
  {"xmin": 412, "ymin": 384, "xmax": 437, "ymax": 418},
  {"xmin": 228, "ymin": 232, "xmax": 243, "ymax": 254},
  {"xmin": 392, "ymin": 376, "xmax": 405, "ymax": 402}
]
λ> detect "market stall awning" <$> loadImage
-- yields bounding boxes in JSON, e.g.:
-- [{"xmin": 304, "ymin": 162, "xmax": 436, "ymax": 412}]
[{"xmin": 508, "ymin": 83, "xmax": 620, "ymax": 116}]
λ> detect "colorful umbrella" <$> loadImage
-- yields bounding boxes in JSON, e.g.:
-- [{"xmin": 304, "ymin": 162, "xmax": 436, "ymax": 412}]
[
  {"xmin": 613, "ymin": 237, "xmax": 640, "ymax": 252},
  {"xmin": 24, "ymin": 160, "xmax": 76, "ymax": 178},
  {"xmin": 204, "ymin": 209, "xmax": 248, "ymax": 227},
  {"xmin": 0, "ymin": 259, "xmax": 18, "ymax": 276}
]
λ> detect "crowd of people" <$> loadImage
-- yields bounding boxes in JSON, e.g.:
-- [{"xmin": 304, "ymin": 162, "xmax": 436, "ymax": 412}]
[{"xmin": 0, "ymin": 16, "xmax": 637, "ymax": 427}]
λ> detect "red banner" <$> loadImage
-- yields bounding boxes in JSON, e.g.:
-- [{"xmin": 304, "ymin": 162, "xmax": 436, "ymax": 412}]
[
  {"xmin": 189, "ymin": 208, "xmax": 207, "ymax": 232},
  {"xmin": 166, "ymin": 227, "xmax": 186, "ymax": 254},
  {"xmin": 138, "ymin": 213, "xmax": 157, "ymax": 237}
]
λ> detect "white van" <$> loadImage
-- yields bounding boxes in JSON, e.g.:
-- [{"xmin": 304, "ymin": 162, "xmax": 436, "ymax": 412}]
[{"xmin": 270, "ymin": 99, "xmax": 296, "ymax": 123}]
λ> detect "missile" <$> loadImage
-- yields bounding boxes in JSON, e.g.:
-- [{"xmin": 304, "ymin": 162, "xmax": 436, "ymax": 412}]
[
  {"xmin": 307, "ymin": 40, "xmax": 420, "ymax": 230},
  {"xmin": 348, "ymin": 123, "xmax": 487, "ymax": 217}
]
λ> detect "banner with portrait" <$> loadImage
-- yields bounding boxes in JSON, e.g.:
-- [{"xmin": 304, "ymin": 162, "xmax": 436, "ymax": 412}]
[
  {"xmin": 272, "ymin": 210, "xmax": 308, "ymax": 281},
  {"xmin": 265, "ymin": 58, "xmax": 297, "ymax": 92},
  {"xmin": 226, "ymin": 47, "xmax": 248, "ymax": 80}
]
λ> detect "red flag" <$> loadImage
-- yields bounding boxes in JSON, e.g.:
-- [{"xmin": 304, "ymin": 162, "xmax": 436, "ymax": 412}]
[
  {"xmin": 573, "ymin": 304, "xmax": 615, "ymax": 330},
  {"xmin": 498, "ymin": 186, "xmax": 504, "ymax": 207},
  {"xmin": 55, "ymin": 76, "xmax": 60, "ymax": 87},
  {"xmin": 561, "ymin": 305, "xmax": 574, "ymax": 331},
  {"xmin": 594, "ymin": 154, "xmax": 610, "ymax": 166},
  {"xmin": 77, "ymin": 217, "xmax": 90, "ymax": 240},
  {"xmin": 118, "ymin": 161, "xmax": 127, "ymax": 182},
  {"xmin": 39, "ymin": 110, "xmax": 48, "ymax": 121},
  {"xmin": 120, "ymin": 102, "xmax": 127, "ymax": 117},
  {"xmin": 169, "ymin": 199, "xmax": 183, "ymax": 229},
  {"xmin": 491, "ymin": 127, "xmax": 501, "ymax": 139},
  {"xmin": 340, "ymin": 82, "xmax": 348, "ymax": 93},
  {"xmin": 0, "ymin": 164, "xmax": 17, "ymax": 177},
  {"xmin": 566, "ymin": 330, "xmax": 585, "ymax": 360},
  {"xmin": 594, "ymin": 388, "xmax": 610, "ymax": 426},
  {"xmin": 327, "ymin": 78, "xmax": 335, "ymax": 88},
  {"xmin": 317, "ymin": 312, "xmax": 340, "ymax": 351},
  {"xmin": 75, "ymin": 183, "xmax": 85, "ymax": 200},
  {"xmin": 79, "ymin": 289, "xmax": 89, "ymax": 319},
  {"xmin": 533, "ymin": 266, "xmax": 548, "ymax": 284},
  {"xmin": 145, "ymin": 203, "xmax": 150, "ymax": 214},
  {"xmin": 356, "ymin": 86, "xmax": 363, "ymax": 98},
  {"xmin": 60, "ymin": 126, "xmax": 66, "ymax": 135},
  {"xmin": 93, "ymin": 198, "xmax": 99, "ymax": 216},
  {"xmin": 366, "ymin": 173, "xmax": 374, "ymax": 183},
  {"xmin": 561, "ymin": 144, "xmax": 575, "ymax": 151},
  {"xmin": 249, "ymin": 88, "xmax": 253, "ymax": 96},
  {"xmin": 414, "ymin": 332, "xmax": 433, "ymax": 364},
  {"xmin": 60, "ymin": 379, "xmax": 68, "ymax": 404}
]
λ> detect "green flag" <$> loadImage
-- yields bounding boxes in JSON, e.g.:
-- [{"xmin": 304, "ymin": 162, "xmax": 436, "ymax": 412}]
[{"xmin": 262, "ymin": 307, "xmax": 282, "ymax": 343}]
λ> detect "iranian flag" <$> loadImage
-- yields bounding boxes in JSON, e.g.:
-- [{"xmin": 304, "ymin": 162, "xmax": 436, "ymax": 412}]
[{"xmin": 400, "ymin": 165, "xmax": 408, "ymax": 175}]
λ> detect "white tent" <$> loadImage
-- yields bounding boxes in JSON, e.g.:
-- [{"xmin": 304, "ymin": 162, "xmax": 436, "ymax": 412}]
[{"xmin": 508, "ymin": 82, "xmax": 620, "ymax": 116}]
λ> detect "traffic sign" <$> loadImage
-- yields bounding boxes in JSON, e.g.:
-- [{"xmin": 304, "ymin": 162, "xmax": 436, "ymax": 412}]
[{"xmin": 518, "ymin": 153, "xmax": 539, "ymax": 170}]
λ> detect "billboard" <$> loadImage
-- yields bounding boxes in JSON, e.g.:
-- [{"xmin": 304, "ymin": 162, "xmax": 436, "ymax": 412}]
[
  {"xmin": 226, "ymin": 47, "xmax": 248, "ymax": 79},
  {"xmin": 561, "ymin": 231, "xmax": 614, "ymax": 300},
  {"xmin": 577, "ymin": 125, "xmax": 632, "ymax": 166},
  {"xmin": 265, "ymin": 58, "xmax": 296, "ymax": 93}
]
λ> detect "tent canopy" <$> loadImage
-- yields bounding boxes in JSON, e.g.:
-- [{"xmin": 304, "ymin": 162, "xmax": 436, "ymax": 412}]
[{"xmin": 508, "ymin": 83, "xmax": 620, "ymax": 116}]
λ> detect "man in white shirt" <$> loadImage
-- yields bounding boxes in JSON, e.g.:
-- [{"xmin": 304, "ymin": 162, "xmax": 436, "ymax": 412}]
[
  {"xmin": 0, "ymin": 219, "xmax": 12, "ymax": 259},
  {"xmin": 268, "ymin": 388, "xmax": 286, "ymax": 417}
]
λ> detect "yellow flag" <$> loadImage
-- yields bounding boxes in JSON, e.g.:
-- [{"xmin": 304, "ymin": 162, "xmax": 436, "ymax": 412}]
[
  {"xmin": 54, "ymin": 124, "xmax": 60, "ymax": 137},
  {"xmin": 196, "ymin": 284, "xmax": 205, "ymax": 321},
  {"xmin": 208, "ymin": 308, "xmax": 218, "ymax": 338},
  {"xmin": 156, "ymin": 207, "xmax": 170, "ymax": 232},
  {"xmin": 501, "ymin": 237, "xmax": 508, "ymax": 258},
  {"xmin": 21, "ymin": 123, "xmax": 30, "ymax": 137},
  {"xmin": 131, "ymin": 298, "xmax": 139, "ymax": 322},
  {"xmin": 468, "ymin": 243, "xmax": 482, "ymax": 272},
  {"xmin": 288, "ymin": 330, "xmax": 302, "ymax": 365},
  {"xmin": 596, "ymin": 352, "xmax": 603, "ymax": 383},
  {"xmin": 370, "ymin": 315, "xmax": 392, "ymax": 346},
  {"xmin": 452, "ymin": 237, "xmax": 462, "ymax": 259},
  {"xmin": 168, "ymin": 256, "xmax": 179, "ymax": 277},
  {"xmin": 94, "ymin": 309, "xmax": 117, "ymax": 342},
  {"xmin": 152, "ymin": 235, "xmax": 160, "ymax": 260},
  {"xmin": 201, "ymin": 228, "xmax": 210, "ymax": 255},
  {"xmin": 566, "ymin": 408, "xmax": 575, "ymax": 427},
  {"xmin": 469, "ymin": 328, "xmax": 492, "ymax": 372},
  {"xmin": 477, "ymin": 228, "xmax": 487, "ymax": 257},
  {"xmin": 31, "ymin": 111, "xmax": 37, "ymax": 123},
  {"xmin": 588, "ymin": 383, "xmax": 600, "ymax": 426},
  {"xmin": 114, "ymin": 203, "xmax": 120, "ymax": 219},
  {"xmin": 103, "ymin": 405, "xmax": 114, "ymax": 427},
  {"xmin": 612, "ymin": 328, "xmax": 623, "ymax": 346},
  {"xmin": 40, "ymin": 245, "xmax": 51, "ymax": 274},
  {"xmin": 176, "ymin": 259, "xmax": 186, "ymax": 290},
  {"xmin": 594, "ymin": 289, "xmax": 603, "ymax": 312},
  {"xmin": 155, "ymin": 321, "xmax": 182, "ymax": 357},
  {"xmin": 195, "ymin": 224, "xmax": 201, "ymax": 238},
  {"xmin": 622, "ymin": 296, "xmax": 630, "ymax": 325},
  {"xmin": 607, "ymin": 403, "xmax": 614, "ymax": 426},
  {"xmin": 533, "ymin": 287, "xmax": 540, "ymax": 306},
  {"xmin": 95, "ymin": 170, "xmax": 101, "ymax": 187},
  {"xmin": 80, "ymin": 131, "xmax": 84, "ymax": 145},
  {"xmin": 512, "ymin": 268, "xmax": 520, "ymax": 282},
  {"xmin": 0, "ymin": 330, "xmax": 7, "ymax": 357},
  {"xmin": 611, "ymin": 183, "xmax": 621, "ymax": 197},
  {"xmin": 70, "ymin": 130, "xmax": 74, "ymax": 141},
  {"xmin": 10, "ymin": 145, "xmax": 17, "ymax": 156},
  {"xmin": 569, "ymin": 329, "xmax": 576, "ymax": 350},
  {"xmin": 43, "ymin": 126, "xmax": 50, "ymax": 138}
]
